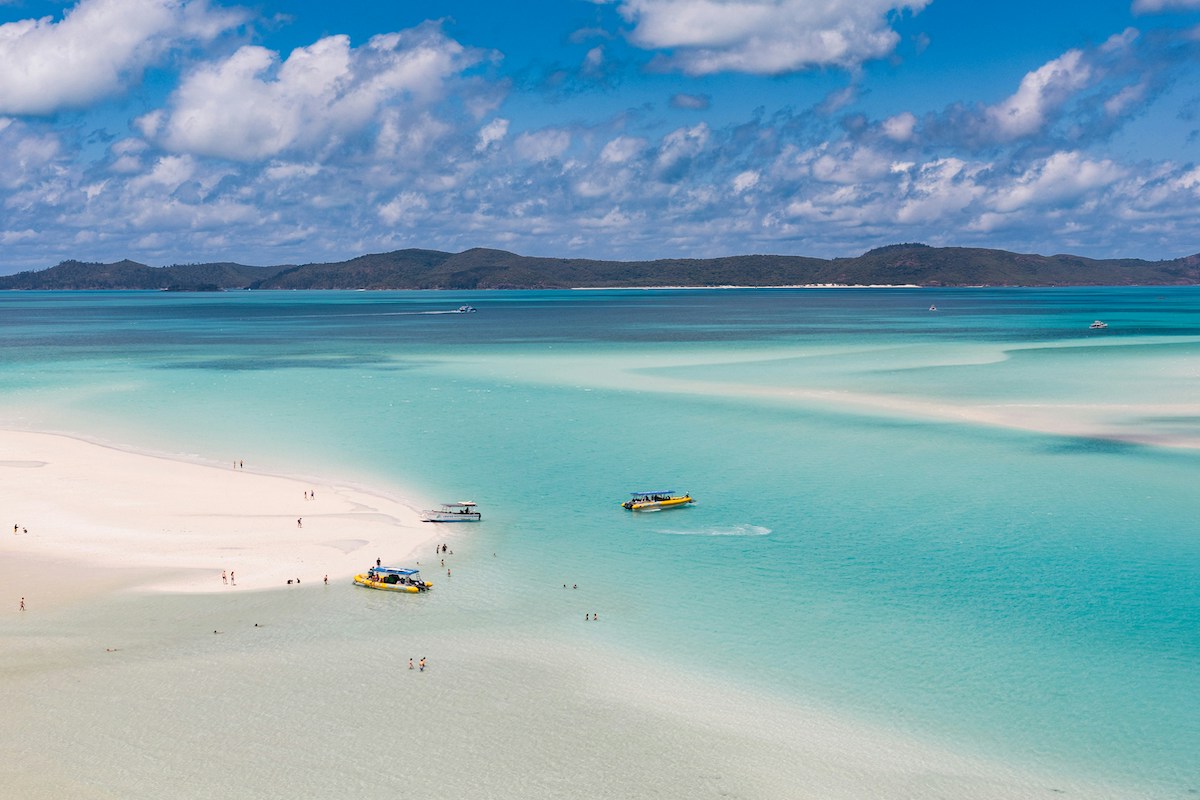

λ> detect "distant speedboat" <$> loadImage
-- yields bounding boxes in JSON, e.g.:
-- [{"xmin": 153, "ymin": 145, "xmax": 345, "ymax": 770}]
[
  {"xmin": 456, "ymin": 305, "xmax": 477, "ymax": 313},
  {"xmin": 421, "ymin": 501, "xmax": 481, "ymax": 522},
  {"xmin": 354, "ymin": 566, "xmax": 431, "ymax": 593},
  {"xmin": 1089, "ymin": 320, "xmax": 1108, "ymax": 329},
  {"xmin": 929, "ymin": 305, "xmax": 937, "ymax": 311},
  {"xmin": 621, "ymin": 491, "xmax": 694, "ymax": 512}
]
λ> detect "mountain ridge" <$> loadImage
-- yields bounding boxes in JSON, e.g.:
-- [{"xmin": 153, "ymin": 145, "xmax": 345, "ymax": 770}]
[{"xmin": 2, "ymin": 245, "xmax": 1198, "ymax": 289}]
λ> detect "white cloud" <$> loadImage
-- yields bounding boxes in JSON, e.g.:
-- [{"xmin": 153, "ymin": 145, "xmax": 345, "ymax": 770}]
[
  {"xmin": 810, "ymin": 145, "xmax": 891, "ymax": 184},
  {"xmin": 882, "ymin": 112, "xmax": 917, "ymax": 142},
  {"xmin": 378, "ymin": 191, "xmax": 429, "ymax": 225},
  {"xmin": 655, "ymin": 123, "xmax": 709, "ymax": 173},
  {"xmin": 991, "ymin": 151, "xmax": 1124, "ymax": 212},
  {"xmin": 985, "ymin": 49, "xmax": 1093, "ymax": 140},
  {"xmin": 583, "ymin": 45, "xmax": 605, "ymax": 74},
  {"xmin": 264, "ymin": 162, "xmax": 321, "ymax": 181},
  {"xmin": 514, "ymin": 128, "xmax": 572, "ymax": 162},
  {"xmin": 600, "ymin": 135, "xmax": 645, "ymax": 164},
  {"xmin": 1132, "ymin": 0, "xmax": 1200, "ymax": 12},
  {"xmin": 0, "ymin": 0, "xmax": 242, "ymax": 115},
  {"xmin": 0, "ymin": 123, "xmax": 63, "ymax": 190},
  {"xmin": 616, "ymin": 0, "xmax": 931, "ymax": 75},
  {"xmin": 156, "ymin": 23, "xmax": 482, "ymax": 161},
  {"xmin": 127, "ymin": 154, "xmax": 196, "ymax": 193},
  {"xmin": 896, "ymin": 158, "xmax": 985, "ymax": 224},
  {"xmin": 1103, "ymin": 82, "xmax": 1148, "ymax": 117},
  {"xmin": 476, "ymin": 118, "xmax": 509, "ymax": 152},
  {"xmin": 732, "ymin": 170, "xmax": 759, "ymax": 194},
  {"xmin": 670, "ymin": 93, "xmax": 710, "ymax": 110}
]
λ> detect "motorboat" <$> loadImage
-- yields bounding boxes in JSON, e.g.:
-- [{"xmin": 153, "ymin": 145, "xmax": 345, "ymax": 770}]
[
  {"xmin": 1089, "ymin": 320, "xmax": 1108, "ymax": 329},
  {"xmin": 456, "ymin": 305, "xmax": 477, "ymax": 313},
  {"xmin": 421, "ymin": 501, "xmax": 481, "ymax": 522},
  {"xmin": 354, "ymin": 566, "xmax": 431, "ymax": 593},
  {"xmin": 621, "ymin": 491, "xmax": 694, "ymax": 512}
]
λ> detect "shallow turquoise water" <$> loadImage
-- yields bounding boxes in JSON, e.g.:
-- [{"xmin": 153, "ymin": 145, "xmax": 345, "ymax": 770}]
[{"xmin": 2, "ymin": 288, "xmax": 1198, "ymax": 792}]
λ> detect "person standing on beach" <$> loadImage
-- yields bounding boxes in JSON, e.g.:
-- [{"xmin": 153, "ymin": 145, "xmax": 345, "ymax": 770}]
[
  {"xmin": 222, "ymin": 570, "xmax": 228, "ymax": 585},
  {"xmin": 230, "ymin": 571, "xmax": 235, "ymax": 585},
  {"xmin": 20, "ymin": 597, "xmax": 25, "ymax": 611},
  {"xmin": 297, "ymin": 518, "xmax": 302, "ymax": 528},
  {"xmin": 408, "ymin": 658, "xmax": 414, "ymax": 670},
  {"xmin": 419, "ymin": 657, "xmax": 425, "ymax": 672}
]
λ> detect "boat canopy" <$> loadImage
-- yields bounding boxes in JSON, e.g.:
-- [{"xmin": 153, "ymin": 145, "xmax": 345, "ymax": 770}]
[
  {"xmin": 629, "ymin": 490, "xmax": 677, "ymax": 496},
  {"xmin": 441, "ymin": 501, "xmax": 476, "ymax": 508},
  {"xmin": 370, "ymin": 567, "xmax": 420, "ymax": 577}
]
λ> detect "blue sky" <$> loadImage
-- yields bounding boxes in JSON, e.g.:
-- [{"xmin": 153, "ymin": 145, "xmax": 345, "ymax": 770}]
[{"xmin": 2, "ymin": 0, "xmax": 1200, "ymax": 272}]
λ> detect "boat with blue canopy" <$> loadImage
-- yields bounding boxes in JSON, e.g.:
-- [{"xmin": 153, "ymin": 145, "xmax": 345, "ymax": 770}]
[
  {"xmin": 621, "ymin": 490, "xmax": 694, "ymax": 511},
  {"xmin": 354, "ymin": 566, "xmax": 432, "ymax": 593}
]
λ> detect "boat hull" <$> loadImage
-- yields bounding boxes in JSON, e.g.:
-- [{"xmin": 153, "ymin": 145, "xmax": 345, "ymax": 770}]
[
  {"xmin": 421, "ymin": 512, "xmax": 481, "ymax": 522},
  {"xmin": 623, "ymin": 496, "xmax": 694, "ymax": 512},
  {"xmin": 353, "ymin": 574, "xmax": 432, "ymax": 592}
]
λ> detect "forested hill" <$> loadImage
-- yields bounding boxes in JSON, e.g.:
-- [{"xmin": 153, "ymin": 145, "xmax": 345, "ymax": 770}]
[
  {"xmin": 0, "ymin": 260, "xmax": 278, "ymax": 290},
  {"xmin": 3, "ymin": 245, "xmax": 1200, "ymax": 289}
]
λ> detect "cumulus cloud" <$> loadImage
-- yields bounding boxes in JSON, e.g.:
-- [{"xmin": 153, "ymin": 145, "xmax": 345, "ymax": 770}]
[
  {"xmin": 895, "ymin": 158, "xmax": 985, "ymax": 224},
  {"xmin": 882, "ymin": 112, "xmax": 917, "ymax": 142},
  {"xmin": 600, "ymin": 135, "xmax": 646, "ymax": 164},
  {"xmin": 476, "ymin": 118, "xmax": 509, "ymax": 152},
  {"xmin": 985, "ymin": 49, "xmax": 1093, "ymax": 140},
  {"xmin": 378, "ymin": 191, "xmax": 429, "ymax": 225},
  {"xmin": 153, "ymin": 22, "xmax": 485, "ymax": 161},
  {"xmin": 655, "ymin": 122, "xmax": 709, "ymax": 179},
  {"xmin": 616, "ymin": 0, "xmax": 931, "ymax": 75},
  {"xmin": 0, "ymin": 121, "xmax": 64, "ymax": 190},
  {"xmin": 809, "ymin": 144, "xmax": 892, "ymax": 184},
  {"xmin": 514, "ymin": 128, "xmax": 572, "ymax": 162},
  {"xmin": 731, "ymin": 170, "xmax": 759, "ymax": 193},
  {"xmin": 670, "ymin": 92, "xmax": 710, "ymax": 110},
  {"xmin": 906, "ymin": 28, "xmax": 1183, "ymax": 151},
  {"xmin": 0, "ymin": 0, "xmax": 242, "ymax": 115},
  {"xmin": 990, "ymin": 151, "xmax": 1124, "ymax": 212},
  {"xmin": 1133, "ymin": 0, "xmax": 1200, "ymax": 12}
]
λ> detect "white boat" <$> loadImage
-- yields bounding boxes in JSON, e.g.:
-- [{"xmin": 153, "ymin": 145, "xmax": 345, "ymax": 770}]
[
  {"xmin": 456, "ymin": 305, "xmax": 477, "ymax": 313},
  {"xmin": 1089, "ymin": 320, "xmax": 1108, "ymax": 329},
  {"xmin": 421, "ymin": 501, "xmax": 481, "ymax": 522}
]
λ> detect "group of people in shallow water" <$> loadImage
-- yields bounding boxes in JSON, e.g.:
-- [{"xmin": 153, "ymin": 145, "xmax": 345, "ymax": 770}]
[{"xmin": 407, "ymin": 657, "xmax": 427, "ymax": 672}]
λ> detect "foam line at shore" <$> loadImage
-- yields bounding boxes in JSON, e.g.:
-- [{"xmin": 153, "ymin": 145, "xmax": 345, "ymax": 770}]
[{"xmin": 0, "ymin": 428, "xmax": 437, "ymax": 605}]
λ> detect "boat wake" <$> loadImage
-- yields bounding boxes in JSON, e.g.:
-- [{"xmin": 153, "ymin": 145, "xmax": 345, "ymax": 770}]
[{"xmin": 654, "ymin": 524, "xmax": 771, "ymax": 537}]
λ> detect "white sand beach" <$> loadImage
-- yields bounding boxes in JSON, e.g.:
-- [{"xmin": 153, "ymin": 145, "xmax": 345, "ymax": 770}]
[{"xmin": 1, "ymin": 428, "xmax": 434, "ymax": 607}]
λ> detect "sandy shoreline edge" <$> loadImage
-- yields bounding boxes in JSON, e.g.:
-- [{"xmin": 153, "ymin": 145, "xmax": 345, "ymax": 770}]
[{"xmin": 1, "ymin": 428, "xmax": 437, "ymax": 607}]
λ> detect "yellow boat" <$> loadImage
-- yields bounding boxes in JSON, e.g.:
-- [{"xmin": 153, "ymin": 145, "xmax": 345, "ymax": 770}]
[
  {"xmin": 622, "ymin": 490, "xmax": 694, "ymax": 511},
  {"xmin": 353, "ymin": 566, "xmax": 432, "ymax": 593}
]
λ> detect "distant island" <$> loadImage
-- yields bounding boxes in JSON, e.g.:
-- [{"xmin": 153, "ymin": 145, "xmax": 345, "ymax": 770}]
[{"xmin": 2, "ymin": 244, "xmax": 1200, "ymax": 290}]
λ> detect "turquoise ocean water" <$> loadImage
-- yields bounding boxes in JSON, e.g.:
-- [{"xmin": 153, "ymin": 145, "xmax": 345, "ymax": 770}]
[{"xmin": 1, "ymin": 288, "xmax": 1198, "ymax": 797}]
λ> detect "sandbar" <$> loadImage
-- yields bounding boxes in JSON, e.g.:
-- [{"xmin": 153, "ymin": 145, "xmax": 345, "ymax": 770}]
[{"xmin": 0, "ymin": 428, "xmax": 435, "ymax": 607}]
